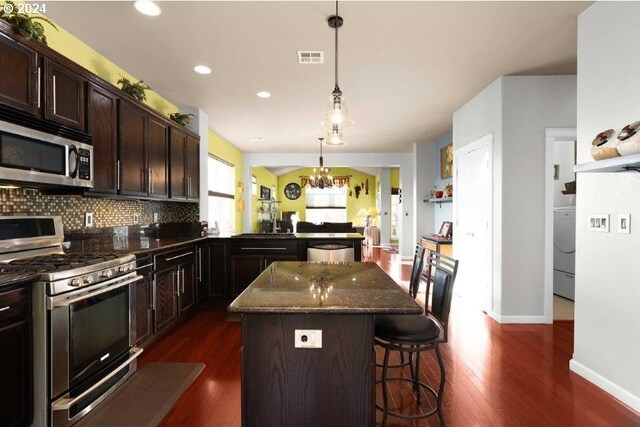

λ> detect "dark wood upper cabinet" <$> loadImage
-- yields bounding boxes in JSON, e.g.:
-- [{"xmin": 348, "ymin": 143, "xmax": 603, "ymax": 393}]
[
  {"xmin": 119, "ymin": 100, "xmax": 147, "ymax": 197},
  {"xmin": 169, "ymin": 127, "xmax": 187, "ymax": 200},
  {"xmin": 0, "ymin": 33, "xmax": 38, "ymax": 115},
  {"xmin": 43, "ymin": 58, "xmax": 85, "ymax": 130},
  {"xmin": 87, "ymin": 83, "xmax": 118, "ymax": 194},
  {"xmin": 147, "ymin": 117, "xmax": 169, "ymax": 199},
  {"xmin": 186, "ymin": 135, "xmax": 200, "ymax": 201}
]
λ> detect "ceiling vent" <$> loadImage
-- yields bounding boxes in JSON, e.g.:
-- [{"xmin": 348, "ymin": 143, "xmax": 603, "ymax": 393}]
[{"xmin": 297, "ymin": 51, "xmax": 324, "ymax": 64}]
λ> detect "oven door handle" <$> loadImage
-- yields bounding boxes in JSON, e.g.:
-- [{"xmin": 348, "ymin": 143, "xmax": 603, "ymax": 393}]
[
  {"xmin": 50, "ymin": 275, "xmax": 143, "ymax": 308},
  {"xmin": 51, "ymin": 346, "xmax": 144, "ymax": 411}
]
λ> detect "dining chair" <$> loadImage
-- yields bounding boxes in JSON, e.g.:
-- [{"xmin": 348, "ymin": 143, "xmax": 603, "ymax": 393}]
[{"xmin": 374, "ymin": 251, "xmax": 459, "ymax": 426}]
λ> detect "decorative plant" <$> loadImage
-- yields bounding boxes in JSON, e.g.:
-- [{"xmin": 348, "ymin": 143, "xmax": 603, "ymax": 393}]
[
  {"xmin": 428, "ymin": 186, "xmax": 437, "ymax": 199},
  {"xmin": 444, "ymin": 183, "xmax": 453, "ymax": 197},
  {"xmin": 168, "ymin": 112, "xmax": 195, "ymax": 127},
  {"xmin": 117, "ymin": 77, "xmax": 151, "ymax": 102},
  {"xmin": 354, "ymin": 185, "xmax": 362, "ymax": 199},
  {"xmin": 0, "ymin": 1, "xmax": 58, "ymax": 45}
]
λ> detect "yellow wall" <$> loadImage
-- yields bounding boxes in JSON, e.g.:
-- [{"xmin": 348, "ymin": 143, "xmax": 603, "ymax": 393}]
[
  {"xmin": 251, "ymin": 167, "xmax": 278, "ymax": 232},
  {"xmin": 208, "ymin": 131, "xmax": 244, "ymax": 232},
  {"xmin": 39, "ymin": 16, "xmax": 178, "ymax": 116},
  {"xmin": 276, "ymin": 168, "xmax": 377, "ymax": 226}
]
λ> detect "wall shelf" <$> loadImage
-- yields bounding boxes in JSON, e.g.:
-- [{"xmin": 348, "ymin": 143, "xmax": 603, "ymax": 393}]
[
  {"xmin": 574, "ymin": 153, "xmax": 640, "ymax": 173},
  {"xmin": 423, "ymin": 197, "xmax": 453, "ymax": 207}
]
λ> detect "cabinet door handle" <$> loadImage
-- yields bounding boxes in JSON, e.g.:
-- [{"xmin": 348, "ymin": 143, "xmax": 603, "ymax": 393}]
[
  {"xmin": 149, "ymin": 168, "xmax": 153, "ymax": 194},
  {"xmin": 165, "ymin": 252, "xmax": 194, "ymax": 261},
  {"xmin": 0, "ymin": 306, "xmax": 10, "ymax": 312},
  {"xmin": 241, "ymin": 247, "xmax": 288, "ymax": 251},
  {"xmin": 116, "ymin": 160, "xmax": 120, "ymax": 191},
  {"xmin": 181, "ymin": 269, "xmax": 185, "ymax": 293},
  {"xmin": 52, "ymin": 74, "xmax": 57, "ymax": 114},
  {"xmin": 37, "ymin": 67, "xmax": 41, "ymax": 108},
  {"xmin": 151, "ymin": 277, "xmax": 156, "ymax": 310},
  {"xmin": 197, "ymin": 248, "xmax": 202, "ymax": 281},
  {"xmin": 175, "ymin": 270, "xmax": 180, "ymax": 296}
]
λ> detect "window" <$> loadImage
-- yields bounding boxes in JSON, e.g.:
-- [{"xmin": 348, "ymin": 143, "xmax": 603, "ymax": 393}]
[
  {"xmin": 305, "ymin": 186, "xmax": 347, "ymax": 224},
  {"xmin": 208, "ymin": 156, "xmax": 235, "ymax": 233}
]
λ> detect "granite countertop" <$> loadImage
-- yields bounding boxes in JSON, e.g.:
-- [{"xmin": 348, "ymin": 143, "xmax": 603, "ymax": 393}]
[
  {"xmin": 63, "ymin": 235, "xmax": 206, "ymax": 256},
  {"xmin": 218, "ymin": 232, "xmax": 364, "ymax": 240},
  {"xmin": 228, "ymin": 261, "xmax": 422, "ymax": 314},
  {"xmin": 0, "ymin": 272, "xmax": 40, "ymax": 290}
]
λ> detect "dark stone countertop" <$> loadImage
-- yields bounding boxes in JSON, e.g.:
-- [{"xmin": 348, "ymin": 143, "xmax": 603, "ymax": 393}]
[
  {"xmin": 0, "ymin": 272, "xmax": 40, "ymax": 290},
  {"xmin": 63, "ymin": 235, "xmax": 207, "ymax": 257},
  {"xmin": 218, "ymin": 232, "xmax": 364, "ymax": 240},
  {"xmin": 228, "ymin": 262, "xmax": 422, "ymax": 315},
  {"xmin": 421, "ymin": 234, "xmax": 453, "ymax": 244}
]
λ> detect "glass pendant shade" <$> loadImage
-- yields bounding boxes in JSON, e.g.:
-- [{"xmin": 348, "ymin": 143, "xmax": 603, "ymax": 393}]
[{"xmin": 326, "ymin": 124, "xmax": 346, "ymax": 146}]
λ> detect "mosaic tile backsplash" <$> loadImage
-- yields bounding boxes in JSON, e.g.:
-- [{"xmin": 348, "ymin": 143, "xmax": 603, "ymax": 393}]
[{"xmin": 0, "ymin": 188, "xmax": 199, "ymax": 231}]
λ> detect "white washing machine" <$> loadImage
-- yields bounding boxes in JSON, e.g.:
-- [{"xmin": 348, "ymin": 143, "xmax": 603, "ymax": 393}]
[{"xmin": 553, "ymin": 206, "xmax": 576, "ymax": 300}]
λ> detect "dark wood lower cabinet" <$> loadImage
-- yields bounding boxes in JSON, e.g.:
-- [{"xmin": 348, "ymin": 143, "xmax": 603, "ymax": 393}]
[
  {"xmin": 135, "ymin": 272, "xmax": 153, "ymax": 345},
  {"xmin": 205, "ymin": 243, "xmax": 226, "ymax": 299},
  {"xmin": 241, "ymin": 314, "xmax": 374, "ymax": 427},
  {"xmin": 230, "ymin": 255, "xmax": 263, "ymax": 297},
  {"xmin": 178, "ymin": 260, "xmax": 196, "ymax": 314},
  {"xmin": 154, "ymin": 267, "xmax": 178, "ymax": 332},
  {"xmin": 0, "ymin": 319, "xmax": 32, "ymax": 427}
]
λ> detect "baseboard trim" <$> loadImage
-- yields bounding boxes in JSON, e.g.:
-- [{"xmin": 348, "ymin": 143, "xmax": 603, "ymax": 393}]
[
  {"xmin": 488, "ymin": 311, "xmax": 546, "ymax": 324},
  {"xmin": 570, "ymin": 359, "xmax": 640, "ymax": 412}
]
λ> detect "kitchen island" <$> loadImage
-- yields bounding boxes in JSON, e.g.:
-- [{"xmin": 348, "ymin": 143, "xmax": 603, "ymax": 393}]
[{"xmin": 228, "ymin": 261, "xmax": 421, "ymax": 427}]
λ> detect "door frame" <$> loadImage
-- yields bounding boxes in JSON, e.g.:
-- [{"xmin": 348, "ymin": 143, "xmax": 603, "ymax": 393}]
[
  {"xmin": 453, "ymin": 133, "xmax": 494, "ymax": 314},
  {"xmin": 544, "ymin": 128, "xmax": 577, "ymax": 323}
]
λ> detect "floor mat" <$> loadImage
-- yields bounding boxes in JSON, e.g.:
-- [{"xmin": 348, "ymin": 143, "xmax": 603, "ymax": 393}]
[{"xmin": 77, "ymin": 362, "xmax": 205, "ymax": 427}]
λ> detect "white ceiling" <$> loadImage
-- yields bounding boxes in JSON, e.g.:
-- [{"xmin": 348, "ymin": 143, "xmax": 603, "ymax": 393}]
[
  {"xmin": 265, "ymin": 165, "xmax": 380, "ymax": 177},
  {"xmin": 46, "ymin": 1, "xmax": 590, "ymax": 154}
]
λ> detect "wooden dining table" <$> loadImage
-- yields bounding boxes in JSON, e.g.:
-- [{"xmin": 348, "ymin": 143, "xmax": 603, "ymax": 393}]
[{"xmin": 228, "ymin": 261, "xmax": 422, "ymax": 427}]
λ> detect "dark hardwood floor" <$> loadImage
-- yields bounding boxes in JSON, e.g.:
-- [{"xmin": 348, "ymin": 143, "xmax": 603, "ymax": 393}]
[{"xmin": 139, "ymin": 247, "xmax": 640, "ymax": 426}]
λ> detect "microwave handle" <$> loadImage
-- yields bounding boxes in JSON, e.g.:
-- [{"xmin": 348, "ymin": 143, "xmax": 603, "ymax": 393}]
[{"xmin": 68, "ymin": 145, "xmax": 79, "ymax": 179}]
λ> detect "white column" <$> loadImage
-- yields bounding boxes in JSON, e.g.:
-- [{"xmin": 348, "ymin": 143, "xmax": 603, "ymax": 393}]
[{"xmin": 378, "ymin": 168, "xmax": 391, "ymax": 245}]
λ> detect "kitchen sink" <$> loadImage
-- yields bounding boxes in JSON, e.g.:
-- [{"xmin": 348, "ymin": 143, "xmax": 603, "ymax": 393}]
[{"xmin": 232, "ymin": 233, "xmax": 296, "ymax": 239}]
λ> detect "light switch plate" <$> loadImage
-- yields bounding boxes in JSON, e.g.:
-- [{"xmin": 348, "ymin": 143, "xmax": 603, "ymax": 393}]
[
  {"xmin": 294, "ymin": 329, "xmax": 322, "ymax": 349},
  {"xmin": 153, "ymin": 212, "xmax": 159, "ymax": 223},
  {"xmin": 588, "ymin": 214, "xmax": 609, "ymax": 232},
  {"xmin": 85, "ymin": 212, "xmax": 93, "ymax": 228},
  {"xmin": 618, "ymin": 214, "xmax": 630, "ymax": 234},
  {"xmin": 133, "ymin": 213, "xmax": 140, "ymax": 224}
]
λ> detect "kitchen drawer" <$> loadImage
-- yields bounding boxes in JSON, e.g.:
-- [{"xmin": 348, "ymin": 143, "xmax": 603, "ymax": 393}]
[
  {"xmin": 0, "ymin": 286, "xmax": 30, "ymax": 325},
  {"xmin": 229, "ymin": 241, "xmax": 299, "ymax": 255},
  {"xmin": 154, "ymin": 246, "xmax": 195, "ymax": 270},
  {"xmin": 135, "ymin": 255, "xmax": 154, "ymax": 276}
]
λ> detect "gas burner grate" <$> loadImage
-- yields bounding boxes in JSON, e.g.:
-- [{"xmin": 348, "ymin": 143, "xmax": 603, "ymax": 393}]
[{"xmin": 0, "ymin": 252, "xmax": 125, "ymax": 275}]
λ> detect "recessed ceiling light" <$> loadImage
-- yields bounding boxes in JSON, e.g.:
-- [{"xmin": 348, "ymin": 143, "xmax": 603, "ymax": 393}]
[
  {"xmin": 251, "ymin": 137, "xmax": 265, "ymax": 142},
  {"xmin": 134, "ymin": 1, "xmax": 161, "ymax": 16},
  {"xmin": 256, "ymin": 91, "xmax": 271, "ymax": 98},
  {"xmin": 194, "ymin": 65, "xmax": 212, "ymax": 75}
]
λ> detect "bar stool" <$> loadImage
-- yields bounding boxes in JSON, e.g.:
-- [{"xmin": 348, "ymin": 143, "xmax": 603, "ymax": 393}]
[{"xmin": 374, "ymin": 251, "xmax": 459, "ymax": 426}]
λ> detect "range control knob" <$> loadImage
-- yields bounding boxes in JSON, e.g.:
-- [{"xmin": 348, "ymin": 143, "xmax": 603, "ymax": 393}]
[
  {"xmin": 83, "ymin": 276, "xmax": 94, "ymax": 284},
  {"xmin": 118, "ymin": 265, "xmax": 130, "ymax": 273},
  {"xmin": 101, "ymin": 270, "xmax": 113, "ymax": 278},
  {"xmin": 70, "ymin": 278, "xmax": 81, "ymax": 286}
]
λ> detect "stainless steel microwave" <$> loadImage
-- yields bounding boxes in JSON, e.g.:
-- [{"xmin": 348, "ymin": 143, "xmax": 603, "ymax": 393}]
[{"xmin": 0, "ymin": 120, "xmax": 93, "ymax": 188}]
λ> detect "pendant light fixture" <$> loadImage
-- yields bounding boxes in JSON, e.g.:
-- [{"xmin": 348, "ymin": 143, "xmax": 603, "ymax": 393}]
[
  {"xmin": 308, "ymin": 138, "xmax": 334, "ymax": 189},
  {"xmin": 323, "ymin": 0, "xmax": 351, "ymax": 146}
]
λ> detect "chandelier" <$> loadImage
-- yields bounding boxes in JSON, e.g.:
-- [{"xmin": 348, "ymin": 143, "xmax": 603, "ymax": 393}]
[
  {"xmin": 323, "ymin": 0, "xmax": 352, "ymax": 146},
  {"xmin": 308, "ymin": 138, "xmax": 333, "ymax": 189}
]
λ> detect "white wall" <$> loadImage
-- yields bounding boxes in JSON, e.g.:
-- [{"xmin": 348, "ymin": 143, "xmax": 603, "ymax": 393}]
[
  {"xmin": 242, "ymin": 152, "xmax": 417, "ymax": 258},
  {"xmin": 414, "ymin": 142, "xmax": 435, "ymax": 239},
  {"xmin": 553, "ymin": 140, "xmax": 576, "ymax": 207},
  {"xmin": 501, "ymin": 76, "xmax": 577, "ymax": 318},
  {"xmin": 378, "ymin": 168, "xmax": 391, "ymax": 245},
  {"xmin": 453, "ymin": 78, "xmax": 504, "ymax": 315},
  {"xmin": 571, "ymin": 1, "xmax": 640, "ymax": 412},
  {"xmin": 453, "ymin": 76, "xmax": 577, "ymax": 320}
]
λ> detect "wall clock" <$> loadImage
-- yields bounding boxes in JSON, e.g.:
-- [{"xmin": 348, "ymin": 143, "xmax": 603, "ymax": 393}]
[{"xmin": 284, "ymin": 182, "xmax": 301, "ymax": 200}]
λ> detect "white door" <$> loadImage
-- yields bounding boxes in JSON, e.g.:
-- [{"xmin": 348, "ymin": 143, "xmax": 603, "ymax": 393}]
[{"xmin": 454, "ymin": 135, "xmax": 492, "ymax": 312}]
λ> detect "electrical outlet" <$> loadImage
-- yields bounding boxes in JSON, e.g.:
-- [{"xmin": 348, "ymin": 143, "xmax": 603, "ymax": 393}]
[
  {"xmin": 133, "ymin": 213, "xmax": 140, "ymax": 224},
  {"xmin": 153, "ymin": 212, "xmax": 159, "ymax": 223},
  {"xmin": 618, "ymin": 214, "xmax": 630, "ymax": 234},
  {"xmin": 85, "ymin": 212, "xmax": 93, "ymax": 228},
  {"xmin": 588, "ymin": 214, "xmax": 609, "ymax": 232},
  {"xmin": 294, "ymin": 330, "xmax": 322, "ymax": 349}
]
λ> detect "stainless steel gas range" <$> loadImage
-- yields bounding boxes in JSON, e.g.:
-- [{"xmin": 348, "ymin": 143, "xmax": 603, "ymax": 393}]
[{"xmin": 0, "ymin": 216, "xmax": 143, "ymax": 427}]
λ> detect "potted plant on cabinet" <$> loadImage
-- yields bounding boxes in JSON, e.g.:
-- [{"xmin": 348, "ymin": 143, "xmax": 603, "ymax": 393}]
[
  {"xmin": 0, "ymin": 1, "xmax": 58, "ymax": 44},
  {"xmin": 117, "ymin": 77, "xmax": 151, "ymax": 102}
]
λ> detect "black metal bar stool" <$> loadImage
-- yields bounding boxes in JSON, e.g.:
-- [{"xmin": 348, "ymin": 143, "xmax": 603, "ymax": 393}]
[{"xmin": 374, "ymin": 251, "xmax": 459, "ymax": 426}]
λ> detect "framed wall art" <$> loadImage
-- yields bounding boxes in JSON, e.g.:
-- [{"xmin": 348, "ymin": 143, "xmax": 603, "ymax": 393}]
[{"xmin": 440, "ymin": 143, "xmax": 454, "ymax": 179}]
